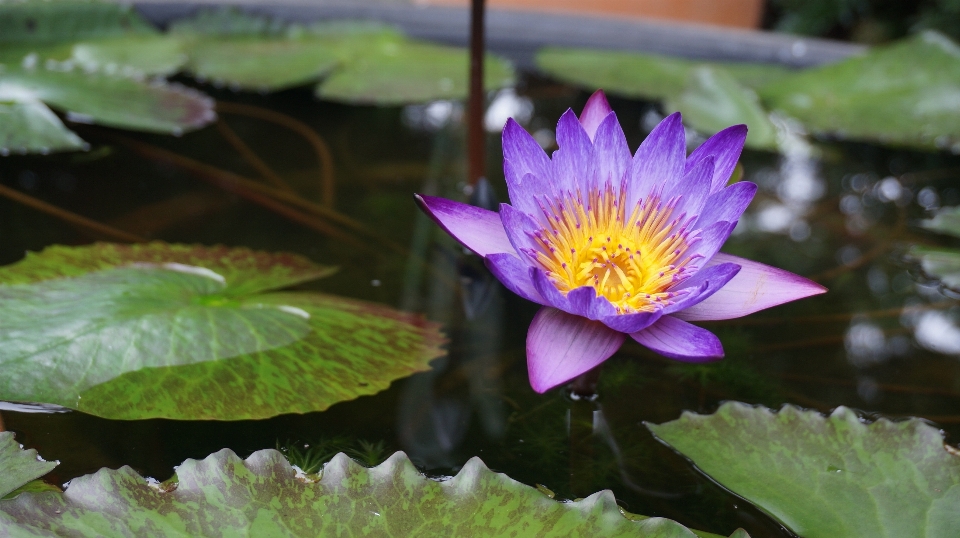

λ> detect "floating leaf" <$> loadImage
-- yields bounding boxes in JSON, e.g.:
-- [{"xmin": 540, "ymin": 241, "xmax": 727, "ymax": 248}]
[
  {"xmin": 0, "ymin": 432, "xmax": 58, "ymax": 500},
  {"xmin": 908, "ymin": 246, "xmax": 960, "ymax": 290},
  {"xmin": 0, "ymin": 449, "xmax": 747, "ymax": 537},
  {"xmin": 536, "ymin": 48, "xmax": 782, "ymax": 148},
  {"xmin": 69, "ymin": 35, "xmax": 187, "ymax": 77},
  {"xmin": 647, "ymin": 402, "xmax": 960, "ymax": 538},
  {"xmin": 183, "ymin": 37, "xmax": 340, "ymax": 92},
  {"xmin": 318, "ymin": 36, "xmax": 514, "ymax": 105},
  {"xmin": 920, "ymin": 206, "xmax": 960, "ymax": 238},
  {"xmin": 0, "ymin": 0, "xmax": 156, "ymax": 45},
  {"xmin": 758, "ymin": 31, "xmax": 960, "ymax": 151},
  {"xmin": 0, "ymin": 97, "xmax": 86, "ymax": 154},
  {"xmin": 1, "ymin": 66, "xmax": 214, "ymax": 135},
  {"xmin": 665, "ymin": 67, "xmax": 778, "ymax": 151},
  {"xmin": 0, "ymin": 243, "xmax": 445, "ymax": 420}
]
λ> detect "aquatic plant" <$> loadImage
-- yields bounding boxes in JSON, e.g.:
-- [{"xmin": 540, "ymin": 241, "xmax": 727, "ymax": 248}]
[{"xmin": 417, "ymin": 90, "xmax": 826, "ymax": 392}]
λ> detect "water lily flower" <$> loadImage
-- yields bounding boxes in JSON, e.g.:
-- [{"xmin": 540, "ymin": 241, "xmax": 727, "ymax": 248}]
[{"xmin": 416, "ymin": 90, "xmax": 826, "ymax": 393}]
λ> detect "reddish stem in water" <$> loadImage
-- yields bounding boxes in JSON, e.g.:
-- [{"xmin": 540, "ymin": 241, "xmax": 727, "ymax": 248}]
[{"xmin": 467, "ymin": 0, "xmax": 486, "ymax": 186}]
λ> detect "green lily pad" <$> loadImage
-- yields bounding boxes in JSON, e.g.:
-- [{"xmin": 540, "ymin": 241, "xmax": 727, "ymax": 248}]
[
  {"xmin": 535, "ymin": 48, "xmax": 782, "ymax": 148},
  {"xmin": 0, "ymin": 243, "xmax": 445, "ymax": 420},
  {"xmin": 0, "ymin": 448, "xmax": 748, "ymax": 537},
  {"xmin": 907, "ymin": 246, "xmax": 960, "ymax": 290},
  {"xmin": 182, "ymin": 36, "xmax": 340, "ymax": 92},
  {"xmin": 758, "ymin": 31, "xmax": 960, "ymax": 151},
  {"xmin": 69, "ymin": 35, "xmax": 187, "ymax": 77},
  {"xmin": 920, "ymin": 206, "xmax": 960, "ymax": 238},
  {"xmin": 647, "ymin": 402, "xmax": 960, "ymax": 538},
  {"xmin": 317, "ymin": 35, "xmax": 515, "ymax": 105},
  {"xmin": 0, "ymin": 97, "xmax": 86, "ymax": 155},
  {"xmin": 0, "ymin": 432, "xmax": 58, "ymax": 500},
  {"xmin": 0, "ymin": 0, "xmax": 156, "ymax": 45},
  {"xmin": 0, "ymin": 66, "xmax": 214, "ymax": 135},
  {"xmin": 665, "ymin": 67, "xmax": 778, "ymax": 151}
]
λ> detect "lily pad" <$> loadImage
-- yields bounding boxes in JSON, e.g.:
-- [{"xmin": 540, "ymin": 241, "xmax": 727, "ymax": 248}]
[
  {"xmin": 665, "ymin": 67, "xmax": 778, "ymax": 151},
  {"xmin": 0, "ymin": 243, "xmax": 445, "ymax": 420},
  {"xmin": 0, "ymin": 97, "xmax": 86, "ymax": 155},
  {"xmin": 68, "ymin": 35, "xmax": 187, "ymax": 77},
  {"xmin": 0, "ymin": 0, "xmax": 156, "ymax": 45},
  {"xmin": 0, "ymin": 432, "xmax": 58, "ymax": 500},
  {"xmin": 0, "ymin": 448, "xmax": 747, "ymax": 537},
  {"xmin": 758, "ymin": 31, "xmax": 960, "ymax": 151},
  {"xmin": 920, "ymin": 206, "xmax": 960, "ymax": 238},
  {"xmin": 536, "ymin": 48, "xmax": 781, "ymax": 148},
  {"xmin": 908, "ymin": 246, "xmax": 960, "ymax": 290},
  {"xmin": 0, "ymin": 66, "xmax": 214, "ymax": 135},
  {"xmin": 317, "ymin": 35, "xmax": 516, "ymax": 105},
  {"xmin": 647, "ymin": 402, "xmax": 960, "ymax": 538}
]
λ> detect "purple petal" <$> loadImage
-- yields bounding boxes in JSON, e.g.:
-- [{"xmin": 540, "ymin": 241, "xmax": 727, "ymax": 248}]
[
  {"xmin": 664, "ymin": 156, "xmax": 714, "ymax": 220},
  {"xmin": 499, "ymin": 202, "xmax": 543, "ymax": 261},
  {"xmin": 601, "ymin": 310, "xmax": 662, "ymax": 333},
  {"xmin": 416, "ymin": 195, "xmax": 513, "ymax": 257},
  {"xmin": 686, "ymin": 220, "xmax": 736, "ymax": 266},
  {"xmin": 579, "ymin": 90, "xmax": 613, "ymax": 141},
  {"xmin": 628, "ymin": 112, "xmax": 685, "ymax": 209},
  {"xmin": 674, "ymin": 253, "xmax": 827, "ymax": 321},
  {"xmin": 695, "ymin": 182, "xmax": 757, "ymax": 230},
  {"xmin": 554, "ymin": 109, "xmax": 596, "ymax": 194},
  {"xmin": 503, "ymin": 119, "xmax": 555, "ymax": 215},
  {"xmin": 592, "ymin": 112, "xmax": 631, "ymax": 192},
  {"xmin": 630, "ymin": 316, "xmax": 724, "ymax": 362},
  {"xmin": 531, "ymin": 267, "xmax": 571, "ymax": 312},
  {"xmin": 686, "ymin": 124, "xmax": 747, "ymax": 193},
  {"xmin": 566, "ymin": 286, "xmax": 619, "ymax": 320},
  {"xmin": 527, "ymin": 307, "xmax": 625, "ymax": 393},
  {"xmin": 485, "ymin": 253, "xmax": 546, "ymax": 305},
  {"xmin": 663, "ymin": 262, "xmax": 740, "ymax": 314}
]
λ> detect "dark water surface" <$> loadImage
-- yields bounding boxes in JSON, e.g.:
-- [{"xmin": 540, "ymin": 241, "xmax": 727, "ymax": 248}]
[{"xmin": 2, "ymin": 77, "xmax": 960, "ymax": 537}]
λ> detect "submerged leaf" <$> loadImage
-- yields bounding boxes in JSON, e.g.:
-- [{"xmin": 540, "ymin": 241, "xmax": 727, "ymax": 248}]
[
  {"xmin": 908, "ymin": 246, "xmax": 960, "ymax": 290},
  {"xmin": 666, "ymin": 67, "xmax": 778, "ymax": 150},
  {"xmin": 0, "ymin": 243, "xmax": 444, "ymax": 420},
  {"xmin": 0, "ymin": 97, "xmax": 86, "ymax": 154},
  {"xmin": 0, "ymin": 449, "xmax": 747, "ymax": 537},
  {"xmin": 0, "ymin": 432, "xmax": 58, "ymax": 500},
  {"xmin": 758, "ymin": 31, "xmax": 960, "ymax": 151},
  {"xmin": 647, "ymin": 402, "xmax": 960, "ymax": 538}
]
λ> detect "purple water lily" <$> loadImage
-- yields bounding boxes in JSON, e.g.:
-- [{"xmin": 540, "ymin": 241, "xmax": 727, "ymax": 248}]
[{"xmin": 416, "ymin": 90, "xmax": 826, "ymax": 393}]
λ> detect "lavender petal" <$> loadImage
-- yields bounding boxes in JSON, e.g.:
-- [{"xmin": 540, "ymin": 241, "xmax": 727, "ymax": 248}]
[
  {"xmin": 416, "ymin": 195, "xmax": 513, "ymax": 257},
  {"xmin": 485, "ymin": 253, "xmax": 547, "ymax": 305},
  {"xmin": 527, "ymin": 307, "xmax": 625, "ymax": 393},
  {"xmin": 628, "ymin": 112, "xmax": 686, "ymax": 209},
  {"xmin": 695, "ymin": 182, "xmax": 757, "ymax": 230},
  {"xmin": 579, "ymin": 89, "xmax": 613, "ymax": 141},
  {"xmin": 686, "ymin": 124, "xmax": 748, "ymax": 193},
  {"xmin": 631, "ymin": 316, "xmax": 724, "ymax": 362}
]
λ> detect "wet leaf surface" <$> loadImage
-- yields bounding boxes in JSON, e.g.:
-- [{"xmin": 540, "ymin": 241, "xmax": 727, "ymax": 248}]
[
  {"xmin": 0, "ymin": 432, "xmax": 58, "ymax": 500},
  {"xmin": 0, "ymin": 0, "xmax": 156, "ymax": 45},
  {"xmin": 647, "ymin": 402, "xmax": 960, "ymax": 538},
  {"xmin": 0, "ymin": 243, "xmax": 445, "ymax": 420},
  {"xmin": 0, "ymin": 98, "xmax": 87, "ymax": 155},
  {"xmin": 908, "ymin": 246, "xmax": 960, "ymax": 289},
  {"xmin": 0, "ymin": 448, "xmax": 746, "ymax": 537},
  {"xmin": 758, "ymin": 31, "xmax": 960, "ymax": 151},
  {"xmin": 665, "ymin": 67, "xmax": 778, "ymax": 150}
]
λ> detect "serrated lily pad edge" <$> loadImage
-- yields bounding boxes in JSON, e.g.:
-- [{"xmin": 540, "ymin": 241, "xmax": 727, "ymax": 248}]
[
  {"xmin": 0, "ymin": 447, "xmax": 746, "ymax": 537},
  {"xmin": 0, "ymin": 432, "xmax": 59, "ymax": 499}
]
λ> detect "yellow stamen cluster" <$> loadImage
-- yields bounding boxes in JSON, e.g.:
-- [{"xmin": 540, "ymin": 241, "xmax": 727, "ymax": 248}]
[{"xmin": 531, "ymin": 186, "xmax": 695, "ymax": 313}]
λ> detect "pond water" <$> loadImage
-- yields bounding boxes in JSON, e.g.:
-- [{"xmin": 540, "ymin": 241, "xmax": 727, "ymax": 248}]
[{"xmin": 2, "ymin": 75, "xmax": 960, "ymax": 537}]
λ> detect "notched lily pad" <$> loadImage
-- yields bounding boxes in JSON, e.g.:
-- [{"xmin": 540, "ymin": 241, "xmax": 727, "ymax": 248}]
[
  {"xmin": 758, "ymin": 31, "xmax": 960, "ymax": 151},
  {"xmin": 647, "ymin": 402, "xmax": 960, "ymax": 538},
  {"xmin": 0, "ymin": 243, "xmax": 445, "ymax": 420},
  {"xmin": 0, "ymin": 432, "xmax": 58, "ymax": 500},
  {"xmin": 0, "ymin": 449, "xmax": 747, "ymax": 537}
]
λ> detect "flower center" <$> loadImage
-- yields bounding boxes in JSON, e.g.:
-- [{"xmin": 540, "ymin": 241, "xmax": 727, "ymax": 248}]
[{"xmin": 531, "ymin": 185, "xmax": 697, "ymax": 313}]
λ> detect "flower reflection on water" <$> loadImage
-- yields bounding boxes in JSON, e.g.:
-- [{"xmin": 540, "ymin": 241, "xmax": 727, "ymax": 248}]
[{"xmin": 418, "ymin": 90, "xmax": 827, "ymax": 392}]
